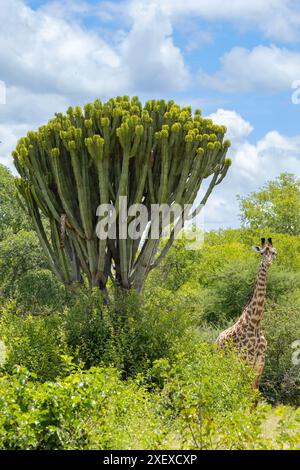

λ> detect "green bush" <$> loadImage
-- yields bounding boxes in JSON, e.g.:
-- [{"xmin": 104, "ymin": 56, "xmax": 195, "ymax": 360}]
[
  {"xmin": 14, "ymin": 268, "xmax": 67, "ymax": 313},
  {"xmin": 201, "ymin": 259, "xmax": 258, "ymax": 324},
  {"xmin": 261, "ymin": 295, "xmax": 300, "ymax": 406},
  {"xmin": 0, "ymin": 285, "xmax": 198, "ymax": 381},
  {"xmin": 0, "ymin": 340, "xmax": 299, "ymax": 450},
  {"xmin": 150, "ymin": 336, "xmax": 267, "ymax": 450},
  {"xmin": 65, "ymin": 286, "xmax": 198, "ymax": 375},
  {"xmin": 267, "ymin": 270, "xmax": 300, "ymax": 301},
  {"xmin": 0, "ymin": 164, "xmax": 30, "ymax": 239},
  {"xmin": 200, "ymin": 259, "xmax": 300, "ymax": 326},
  {"xmin": 64, "ymin": 289, "xmax": 112, "ymax": 369},
  {"xmin": 271, "ymin": 406, "xmax": 300, "ymax": 449},
  {"xmin": 0, "ymin": 302, "xmax": 68, "ymax": 381},
  {"xmin": 0, "ymin": 230, "xmax": 46, "ymax": 298},
  {"xmin": 0, "ymin": 229, "xmax": 68, "ymax": 312},
  {"xmin": 151, "ymin": 337, "xmax": 300, "ymax": 449},
  {"xmin": 0, "ymin": 364, "xmax": 167, "ymax": 450}
]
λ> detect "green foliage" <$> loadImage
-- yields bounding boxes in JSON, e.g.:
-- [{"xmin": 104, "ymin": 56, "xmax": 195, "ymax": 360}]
[
  {"xmin": 151, "ymin": 337, "xmax": 267, "ymax": 450},
  {"xmin": 204, "ymin": 230, "xmax": 300, "ymax": 273},
  {"xmin": 267, "ymin": 270, "xmax": 300, "ymax": 300},
  {"xmin": 152, "ymin": 338, "xmax": 300, "ymax": 450},
  {"xmin": 150, "ymin": 235, "xmax": 250, "ymax": 292},
  {"xmin": 0, "ymin": 164, "xmax": 30, "ymax": 239},
  {"xmin": 0, "ymin": 365, "xmax": 166, "ymax": 450},
  {"xmin": 200, "ymin": 261, "xmax": 300, "ymax": 325},
  {"xmin": 0, "ymin": 302, "xmax": 68, "ymax": 381},
  {"xmin": 65, "ymin": 287, "xmax": 198, "ymax": 375},
  {"xmin": 14, "ymin": 268, "xmax": 67, "ymax": 312},
  {"xmin": 0, "ymin": 343, "xmax": 298, "ymax": 450},
  {"xmin": 239, "ymin": 173, "xmax": 300, "ymax": 235},
  {"xmin": 272, "ymin": 406, "xmax": 300, "ymax": 449},
  {"xmin": 64, "ymin": 289, "xmax": 112, "ymax": 369},
  {"xmin": 261, "ymin": 295, "xmax": 300, "ymax": 406},
  {"xmin": 0, "ymin": 229, "xmax": 67, "ymax": 311},
  {"xmin": 0, "ymin": 229, "xmax": 46, "ymax": 297},
  {"xmin": 200, "ymin": 258, "xmax": 258, "ymax": 324},
  {"xmin": 0, "ymin": 296, "xmax": 299, "ymax": 451},
  {"xmin": 0, "ymin": 341, "xmax": 6, "ymax": 367},
  {"xmin": 148, "ymin": 237, "xmax": 202, "ymax": 291}
]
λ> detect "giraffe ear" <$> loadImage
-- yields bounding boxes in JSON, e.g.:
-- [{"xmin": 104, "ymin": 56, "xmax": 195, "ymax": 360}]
[{"xmin": 252, "ymin": 246, "xmax": 261, "ymax": 253}]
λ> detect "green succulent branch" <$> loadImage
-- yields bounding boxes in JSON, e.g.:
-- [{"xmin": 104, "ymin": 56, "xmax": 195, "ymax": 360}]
[{"xmin": 13, "ymin": 96, "xmax": 231, "ymax": 294}]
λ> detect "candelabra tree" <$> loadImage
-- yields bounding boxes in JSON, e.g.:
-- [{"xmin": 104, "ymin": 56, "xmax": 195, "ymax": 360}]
[{"xmin": 13, "ymin": 97, "xmax": 231, "ymax": 294}]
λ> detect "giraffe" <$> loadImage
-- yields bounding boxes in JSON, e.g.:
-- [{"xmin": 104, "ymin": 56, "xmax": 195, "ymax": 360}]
[{"xmin": 216, "ymin": 237, "xmax": 277, "ymax": 390}]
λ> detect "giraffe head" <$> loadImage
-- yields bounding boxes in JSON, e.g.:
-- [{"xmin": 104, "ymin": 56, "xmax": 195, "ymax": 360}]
[{"xmin": 252, "ymin": 238, "xmax": 277, "ymax": 267}]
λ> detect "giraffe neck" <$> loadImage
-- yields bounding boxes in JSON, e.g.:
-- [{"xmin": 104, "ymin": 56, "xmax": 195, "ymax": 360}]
[{"xmin": 241, "ymin": 261, "xmax": 268, "ymax": 328}]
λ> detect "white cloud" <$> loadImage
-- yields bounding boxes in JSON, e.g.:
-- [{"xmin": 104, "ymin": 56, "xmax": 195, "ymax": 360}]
[
  {"xmin": 0, "ymin": 0, "xmax": 299, "ymax": 232},
  {"xmin": 184, "ymin": 31, "xmax": 213, "ymax": 53},
  {"xmin": 0, "ymin": 0, "xmax": 188, "ymax": 98},
  {"xmin": 236, "ymin": 131, "xmax": 300, "ymax": 181},
  {"xmin": 97, "ymin": 0, "xmax": 300, "ymax": 42},
  {"xmin": 158, "ymin": 0, "xmax": 300, "ymax": 42},
  {"xmin": 0, "ymin": 0, "xmax": 123, "ymax": 97},
  {"xmin": 0, "ymin": 81, "xmax": 6, "ymax": 105},
  {"xmin": 39, "ymin": 0, "xmax": 92, "ymax": 19},
  {"xmin": 0, "ymin": 86, "xmax": 71, "ymax": 171},
  {"xmin": 1, "ymin": 86, "xmax": 69, "ymax": 125},
  {"xmin": 202, "ymin": 110, "xmax": 300, "ymax": 227},
  {"xmin": 199, "ymin": 45, "xmax": 300, "ymax": 92},
  {"xmin": 0, "ymin": 123, "xmax": 29, "ymax": 170},
  {"xmin": 121, "ymin": 2, "xmax": 189, "ymax": 92},
  {"xmin": 0, "ymin": 0, "xmax": 189, "ymax": 173},
  {"xmin": 208, "ymin": 109, "xmax": 253, "ymax": 144}
]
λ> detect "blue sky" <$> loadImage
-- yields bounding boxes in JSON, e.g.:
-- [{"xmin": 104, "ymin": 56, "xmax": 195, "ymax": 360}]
[{"xmin": 1, "ymin": 0, "xmax": 300, "ymax": 229}]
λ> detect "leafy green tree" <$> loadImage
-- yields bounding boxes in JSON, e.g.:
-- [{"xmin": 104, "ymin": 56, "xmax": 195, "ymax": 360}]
[
  {"xmin": 0, "ymin": 230, "xmax": 46, "ymax": 298},
  {"xmin": 0, "ymin": 229, "xmax": 67, "ymax": 310},
  {"xmin": 0, "ymin": 303, "xmax": 68, "ymax": 381},
  {"xmin": 238, "ymin": 173, "xmax": 300, "ymax": 235},
  {"xmin": 0, "ymin": 164, "xmax": 29, "ymax": 239},
  {"xmin": 13, "ymin": 97, "xmax": 231, "ymax": 294},
  {"xmin": 262, "ymin": 296, "xmax": 300, "ymax": 406}
]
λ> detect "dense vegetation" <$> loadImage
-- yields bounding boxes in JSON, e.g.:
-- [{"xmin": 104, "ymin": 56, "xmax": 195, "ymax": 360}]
[{"xmin": 0, "ymin": 165, "xmax": 299, "ymax": 449}]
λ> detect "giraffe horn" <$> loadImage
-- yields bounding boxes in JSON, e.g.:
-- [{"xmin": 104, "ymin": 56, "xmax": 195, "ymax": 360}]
[
  {"xmin": 268, "ymin": 237, "xmax": 273, "ymax": 246},
  {"xmin": 261, "ymin": 238, "xmax": 266, "ymax": 247}
]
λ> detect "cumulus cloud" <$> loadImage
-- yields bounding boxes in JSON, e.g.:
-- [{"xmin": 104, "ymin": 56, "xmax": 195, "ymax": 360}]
[
  {"xmin": 199, "ymin": 45, "xmax": 300, "ymax": 92},
  {"xmin": 208, "ymin": 109, "xmax": 253, "ymax": 144},
  {"xmin": 1, "ymin": 0, "xmax": 299, "ymax": 231},
  {"xmin": 158, "ymin": 0, "xmax": 300, "ymax": 42},
  {"xmin": 202, "ymin": 110, "xmax": 300, "ymax": 228},
  {"xmin": 1, "ymin": 87, "xmax": 69, "ymax": 125},
  {"xmin": 100, "ymin": 0, "xmax": 300, "ymax": 42},
  {"xmin": 0, "ymin": 0, "xmax": 188, "ymax": 97},
  {"xmin": 0, "ymin": 0, "xmax": 124, "ymax": 97},
  {"xmin": 121, "ymin": 1, "xmax": 189, "ymax": 92},
  {"xmin": 0, "ymin": 86, "xmax": 72, "ymax": 171},
  {"xmin": 0, "ymin": 123, "xmax": 29, "ymax": 170},
  {"xmin": 0, "ymin": 0, "xmax": 188, "ymax": 172}
]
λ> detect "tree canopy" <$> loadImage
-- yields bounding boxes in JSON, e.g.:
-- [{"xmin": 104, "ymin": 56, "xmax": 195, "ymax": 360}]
[
  {"xmin": 238, "ymin": 173, "xmax": 300, "ymax": 236},
  {"xmin": 0, "ymin": 164, "xmax": 29, "ymax": 239}
]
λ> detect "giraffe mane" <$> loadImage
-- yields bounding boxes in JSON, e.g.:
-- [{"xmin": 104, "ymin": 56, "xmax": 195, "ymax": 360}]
[
  {"xmin": 242, "ymin": 256, "xmax": 264, "ymax": 311},
  {"xmin": 243, "ymin": 276, "xmax": 257, "ymax": 310}
]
